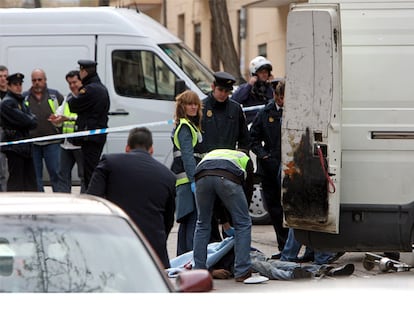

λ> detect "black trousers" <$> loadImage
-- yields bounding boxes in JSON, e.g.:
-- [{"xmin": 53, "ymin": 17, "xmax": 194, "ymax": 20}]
[
  {"xmin": 5, "ymin": 151, "xmax": 37, "ymax": 191},
  {"xmin": 261, "ymin": 172, "xmax": 289, "ymax": 251},
  {"xmin": 81, "ymin": 140, "xmax": 105, "ymax": 190}
]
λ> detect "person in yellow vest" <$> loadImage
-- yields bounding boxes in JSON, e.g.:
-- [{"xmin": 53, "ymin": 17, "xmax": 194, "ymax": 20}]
[
  {"xmin": 23, "ymin": 68, "xmax": 64, "ymax": 192},
  {"xmin": 49, "ymin": 70, "xmax": 85, "ymax": 193},
  {"xmin": 170, "ymin": 90, "xmax": 203, "ymax": 256},
  {"xmin": 193, "ymin": 148, "xmax": 254, "ymax": 282}
]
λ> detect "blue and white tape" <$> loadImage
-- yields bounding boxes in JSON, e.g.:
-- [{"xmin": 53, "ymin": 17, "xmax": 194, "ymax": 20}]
[
  {"xmin": 0, "ymin": 104, "xmax": 265, "ymax": 147},
  {"xmin": 0, "ymin": 119, "xmax": 174, "ymax": 147}
]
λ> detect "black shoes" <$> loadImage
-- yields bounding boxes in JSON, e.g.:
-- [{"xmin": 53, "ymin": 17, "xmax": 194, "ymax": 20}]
[
  {"xmin": 295, "ymin": 253, "xmax": 315, "ymax": 263},
  {"xmin": 327, "ymin": 252, "xmax": 346, "ymax": 264},
  {"xmin": 326, "ymin": 263, "xmax": 355, "ymax": 276},
  {"xmin": 318, "ymin": 263, "xmax": 355, "ymax": 277}
]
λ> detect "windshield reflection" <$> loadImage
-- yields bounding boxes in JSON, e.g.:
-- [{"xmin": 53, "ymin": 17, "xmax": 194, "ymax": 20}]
[
  {"xmin": 160, "ymin": 43, "xmax": 214, "ymax": 94},
  {"xmin": 0, "ymin": 215, "xmax": 169, "ymax": 293}
]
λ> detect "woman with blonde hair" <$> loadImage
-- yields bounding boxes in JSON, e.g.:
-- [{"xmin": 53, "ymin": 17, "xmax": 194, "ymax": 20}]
[{"xmin": 170, "ymin": 90, "xmax": 203, "ymax": 255}]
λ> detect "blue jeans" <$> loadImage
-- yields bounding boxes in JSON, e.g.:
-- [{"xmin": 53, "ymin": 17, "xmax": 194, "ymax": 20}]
[
  {"xmin": 281, "ymin": 228, "xmax": 334, "ymax": 264},
  {"xmin": 32, "ymin": 143, "xmax": 61, "ymax": 192},
  {"xmin": 58, "ymin": 147, "xmax": 85, "ymax": 193},
  {"xmin": 193, "ymin": 176, "xmax": 252, "ymax": 278},
  {"xmin": 252, "ymin": 259, "xmax": 321, "ymax": 280}
]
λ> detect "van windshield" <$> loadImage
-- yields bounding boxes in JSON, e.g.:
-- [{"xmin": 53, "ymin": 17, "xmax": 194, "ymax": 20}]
[{"xmin": 160, "ymin": 43, "xmax": 213, "ymax": 94}]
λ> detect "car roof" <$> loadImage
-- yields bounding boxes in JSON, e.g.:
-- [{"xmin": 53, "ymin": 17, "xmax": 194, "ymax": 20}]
[{"xmin": 0, "ymin": 192, "xmax": 127, "ymax": 217}]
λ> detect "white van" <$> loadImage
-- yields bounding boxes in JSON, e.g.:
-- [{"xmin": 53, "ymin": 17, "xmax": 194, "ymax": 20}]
[
  {"xmin": 282, "ymin": 0, "xmax": 414, "ymax": 252},
  {"xmin": 0, "ymin": 6, "xmax": 213, "ymax": 165},
  {"xmin": 0, "ymin": 7, "xmax": 267, "ymax": 223}
]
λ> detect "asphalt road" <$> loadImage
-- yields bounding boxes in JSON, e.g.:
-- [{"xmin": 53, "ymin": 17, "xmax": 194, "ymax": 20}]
[{"xmin": 167, "ymin": 223, "xmax": 414, "ymax": 294}]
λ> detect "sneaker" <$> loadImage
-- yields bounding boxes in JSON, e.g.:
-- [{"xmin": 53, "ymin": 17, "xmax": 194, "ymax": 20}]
[
  {"xmin": 235, "ymin": 269, "xmax": 252, "ymax": 282},
  {"xmin": 326, "ymin": 263, "xmax": 355, "ymax": 277}
]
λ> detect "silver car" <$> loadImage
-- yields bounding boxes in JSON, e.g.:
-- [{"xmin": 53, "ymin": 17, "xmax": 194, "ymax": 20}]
[{"xmin": 0, "ymin": 193, "xmax": 212, "ymax": 293}]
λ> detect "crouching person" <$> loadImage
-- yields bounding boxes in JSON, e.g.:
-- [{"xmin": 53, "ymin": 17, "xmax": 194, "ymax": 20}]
[{"xmin": 192, "ymin": 149, "xmax": 254, "ymax": 282}]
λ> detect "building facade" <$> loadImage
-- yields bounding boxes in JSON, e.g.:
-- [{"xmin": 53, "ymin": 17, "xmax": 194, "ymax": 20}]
[
  {"xmin": 111, "ymin": 0, "xmax": 295, "ymax": 79},
  {"xmin": 1, "ymin": 0, "xmax": 297, "ymax": 78}
]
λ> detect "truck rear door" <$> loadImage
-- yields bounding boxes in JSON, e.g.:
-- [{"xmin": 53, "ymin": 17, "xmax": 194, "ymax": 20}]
[{"xmin": 282, "ymin": 3, "xmax": 342, "ymax": 233}]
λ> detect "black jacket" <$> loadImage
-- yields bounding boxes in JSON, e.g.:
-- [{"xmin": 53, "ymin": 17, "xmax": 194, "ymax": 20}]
[
  {"xmin": 0, "ymin": 91, "xmax": 37, "ymax": 157},
  {"xmin": 249, "ymin": 100, "xmax": 282, "ymax": 176},
  {"xmin": 68, "ymin": 73, "xmax": 110, "ymax": 144},
  {"xmin": 200, "ymin": 92, "xmax": 250, "ymax": 153},
  {"xmin": 87, "ymin": 149, "xmax": 176, "ymax": 269}
]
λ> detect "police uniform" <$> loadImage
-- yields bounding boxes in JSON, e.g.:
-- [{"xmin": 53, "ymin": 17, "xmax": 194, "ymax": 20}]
[
  {"xmin": 0, "ymin": 73, "xmax": 38, "ymax": 191},
  {"xmin": 68, "ymin": 60, "xmax": 110, "ymax": 189},
  {"xmin": 249, "ymin": 98, "xmax": 288, "ymax": 252},
  {"xmin": 200, "ymin": 72, "xmax": 250, "ymax": 242},
  {"xmin": 200, "ymin": 72, "xmax": 250, "ymax": 153}
]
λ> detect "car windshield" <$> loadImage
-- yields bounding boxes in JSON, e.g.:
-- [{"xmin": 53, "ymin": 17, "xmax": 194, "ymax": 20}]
[
  {"xmin": 160, "ymin": 43, "xmax": 214, "ymax": 94},
  {"xmin": 0, "ymin": 215, "xmax": 170, "ymax": 293}
]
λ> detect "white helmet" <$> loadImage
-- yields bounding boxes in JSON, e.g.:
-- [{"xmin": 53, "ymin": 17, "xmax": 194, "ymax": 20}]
[{"xmin": 249, "ymin": 56, "xmax": 272, "ymax": 76}]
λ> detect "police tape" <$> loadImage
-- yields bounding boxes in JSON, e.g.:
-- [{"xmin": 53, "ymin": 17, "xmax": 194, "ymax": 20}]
[
  {"xmin": 0, "ymin": 104, "xmax": 265, "ymax": 147},
  {"xmin": 0, "ymin": 119, "xmax": 175, "ymax": 147}
]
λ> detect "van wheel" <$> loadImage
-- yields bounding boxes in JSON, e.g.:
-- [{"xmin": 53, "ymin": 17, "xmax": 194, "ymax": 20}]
[{"xmin": 249, "ymin": 183, "xmax": 271, "ymax": 225}]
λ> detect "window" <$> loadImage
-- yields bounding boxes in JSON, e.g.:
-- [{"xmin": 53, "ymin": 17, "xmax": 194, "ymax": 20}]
[
  {"xmin": 112, "ymin": 50, "xmax": 177, "ymax": 100},
  {"xmin": 178, "ymin": 14, "xmax": 185, "ymax": 41},
  {"xmin": 194, "ymin": 23, "xmax": 201, "ymax": 57},
  {"xmin": 258, "ymin": 44, "xmax": 267, "ymax": 58}
]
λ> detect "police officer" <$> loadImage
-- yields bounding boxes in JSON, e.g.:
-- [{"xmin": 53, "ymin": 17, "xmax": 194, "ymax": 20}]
[
  {"xmin": 0, "ymin": 73, "xmax": 38, "ymax": 191},
  {"xmin": 200, "ymin": 71, "xmax": 250, "ymax": 242},
  {"xmin": 200, "ymin": 71, "xmax": 249, "ymax": 153},
  {"xmin": 249, "ymin": 79, "xmax": 288, "ymax": 259},
  {"xmin": 68, "ymin": 60, "xmax": 110, "ymax": 190},
  {"xmin": 232, "ymin": 56, "xmax": 274, "ymax": 124}
]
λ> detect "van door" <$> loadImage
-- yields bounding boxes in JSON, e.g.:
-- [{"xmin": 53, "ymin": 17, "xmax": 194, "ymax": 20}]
[
  {"xmin": 97, "ymin": 37, "xmax": 186, "ymax": 165},
  {"xmin": 282, "ymin": 3, "xmax": 342, "ymax": 233},
  {"xmin": 0, "ymin": 36, "xmax": 95, "ymax": 93}
]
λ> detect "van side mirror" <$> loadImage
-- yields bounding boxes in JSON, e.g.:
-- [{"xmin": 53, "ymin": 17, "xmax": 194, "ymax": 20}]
[{"xmin": 174, "ymin": 79, "xmax": 187, "ymax": 97}]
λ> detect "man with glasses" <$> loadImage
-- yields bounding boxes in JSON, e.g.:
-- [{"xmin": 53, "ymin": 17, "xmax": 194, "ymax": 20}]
[{"xmin": 199, "ymin": 71, "xmax": 250, "ymax": 243}]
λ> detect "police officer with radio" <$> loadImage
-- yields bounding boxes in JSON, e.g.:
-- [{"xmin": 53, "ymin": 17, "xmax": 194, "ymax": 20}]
[
  {"xmin": 232, "ymin": 56, "xmax": 274, "ymax": 124},
  {"xmin": 68, "ymin": 60, "xmax": 110, "ymax": 190}
]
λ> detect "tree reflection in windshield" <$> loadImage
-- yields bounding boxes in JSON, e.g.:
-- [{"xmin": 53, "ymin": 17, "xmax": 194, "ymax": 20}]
[{"xmin": 0, "ymin": 215, "xmax": 167, "ymax": 292}]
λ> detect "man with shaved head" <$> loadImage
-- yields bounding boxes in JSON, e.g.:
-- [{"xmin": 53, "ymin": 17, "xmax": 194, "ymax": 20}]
[{"xmin": 23, "ymin": 68, "xmax": 64, "ymax": 192}]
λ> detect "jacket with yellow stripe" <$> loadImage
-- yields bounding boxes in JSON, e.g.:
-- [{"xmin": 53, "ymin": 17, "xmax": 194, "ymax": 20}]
[{"xmin": 170, "ymin": 118, "xmax": 203, "ymax": 186}]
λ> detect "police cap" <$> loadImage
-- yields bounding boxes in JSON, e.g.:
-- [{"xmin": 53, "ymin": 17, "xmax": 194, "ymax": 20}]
[
  {"xmin": 213, "ymin": 71, "xmax": 236, "ymax": 91},
  {"xmin": 6, "ymin": 73, "xmax": 24, "ymax": 84},
  {"xmin": 78, "ymin": 59, "xmax": 97, "ymax": 70}
]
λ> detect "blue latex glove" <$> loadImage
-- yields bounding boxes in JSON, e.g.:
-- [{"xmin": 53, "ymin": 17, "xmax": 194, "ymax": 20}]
[
  {"xmin": 224, "ymin": 226, "xmax": 235, "ymax": 237},
  {"xmin": 191, "ymin": 182, "xmax": 196, "ymax": 193}
]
